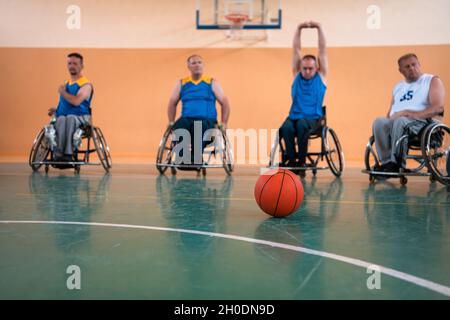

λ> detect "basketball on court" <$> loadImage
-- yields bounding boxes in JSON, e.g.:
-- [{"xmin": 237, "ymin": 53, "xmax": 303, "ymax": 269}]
[{"xmin": 254, "ymin": 168, "xmax": 304, "ymax": 217}]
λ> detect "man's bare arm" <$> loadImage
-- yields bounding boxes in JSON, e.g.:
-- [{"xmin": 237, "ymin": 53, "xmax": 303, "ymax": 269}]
[
  {"xmin": 167, "ymin": 81, "xmax": 181, "ymax": 124},
  {"xmin": 212, "ymin": 79, "xmax": 230, "ymax": 127},
  {"xmin": 386, "ymin": 96, "xmax": 394, "ymax": 118},
  {"xmin": 310, "ymin": 21, "xmax": 328, "ymax": 79},
  {"xmin": 292, "ymin": 22, "xmax": 310, "ymax": 76},
  {"xmin": 58, "ymin": 84, "xmax": 92, "ymax": 107}
]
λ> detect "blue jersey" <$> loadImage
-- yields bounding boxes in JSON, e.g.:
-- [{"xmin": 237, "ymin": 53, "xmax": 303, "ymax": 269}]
[
  {"xmin": 56, "ymin": 76, "xmax": 93, "ymax": 117},
  {"xmin": 180, "ymin": 75, "xmax": 217, "ymax": 120},
  {"xmin": 289, "ymin": 73, "xmax": 326, "ymax": 120}
]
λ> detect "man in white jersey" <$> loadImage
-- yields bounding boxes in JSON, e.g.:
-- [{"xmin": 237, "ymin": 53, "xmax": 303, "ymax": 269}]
[{"xmin": 372, "ymin": 53, "xmax": 445, "ymax": 172}]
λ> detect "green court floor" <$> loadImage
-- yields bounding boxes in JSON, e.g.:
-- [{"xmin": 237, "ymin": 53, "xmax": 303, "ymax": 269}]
[{"xmin": 0, "ymin": 164, "xmax": 449, "ymax": 299}]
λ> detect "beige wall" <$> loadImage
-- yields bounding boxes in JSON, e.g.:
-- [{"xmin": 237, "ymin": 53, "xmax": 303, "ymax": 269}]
[
  {"xmin": 1, "ymin": 45, "xmax": 449, "ymax": 164},
  {"xmin": 1, "ymin": 0, "xmax": 449, "ymax": 165},
  {"xmin": 1, "ymin": 0, "xmax": 449, "ymax": 48}
]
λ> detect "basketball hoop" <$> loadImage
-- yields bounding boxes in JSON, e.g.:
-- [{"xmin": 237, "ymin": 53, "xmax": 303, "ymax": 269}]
[
  {"xmin": 225, "ymin": 13, "xmax": 249, "ymax": 28},
  {"xmin": 225, "ymin": 13, "xmax": 248, "ymax": 40}
]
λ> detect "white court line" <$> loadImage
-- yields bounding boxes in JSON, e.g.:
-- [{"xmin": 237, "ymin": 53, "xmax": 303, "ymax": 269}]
[{"xmin": 1, "ymin": 220, "xmax": 449, "ymax": 297}]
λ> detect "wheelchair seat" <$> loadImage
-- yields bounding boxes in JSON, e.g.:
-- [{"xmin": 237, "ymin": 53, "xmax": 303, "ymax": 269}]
[
  {"xmin": 269, "ymin": 106, "xmax": 344, "ymax": 177},
  {"xmin": 405, "ymin": 120, "xmax": 433, "ymax": 149},
  {"xmin": 29, "ymin": 115, "xmax": 112, "ymax": 174},
  {"xmin": 156, "ymin": 123, "xmax": 233, "ymax": 176},
  {"xmin": 363, "ymin": 119, "xmax": 450, "ymax": 186}
]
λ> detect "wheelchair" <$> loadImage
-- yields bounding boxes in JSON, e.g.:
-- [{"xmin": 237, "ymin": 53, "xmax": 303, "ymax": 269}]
[
  {"xmin": 29, "ymin": 117, "xmax": 112, "ymax": 174},
  {"xmin": 362, "ymin": 120, "xmax": 450, "ymax": 186},
  {"xmin": 268, "ymin": 106, "xmax": 345, "ymax": 177},
  {"xmin": 156, "ymin": 123, "xmax": 234, "ymax": 176}
]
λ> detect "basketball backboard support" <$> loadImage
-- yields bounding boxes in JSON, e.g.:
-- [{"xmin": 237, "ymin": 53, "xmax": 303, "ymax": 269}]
[{"xmin": 196, "ymin": 0, "xmax": 282, "ymax": 30}]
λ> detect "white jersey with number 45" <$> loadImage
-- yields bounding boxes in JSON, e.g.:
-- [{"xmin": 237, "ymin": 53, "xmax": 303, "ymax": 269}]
[{"xmin": 390, "ymin": 73, "xmax": 434, "ymax": 117}]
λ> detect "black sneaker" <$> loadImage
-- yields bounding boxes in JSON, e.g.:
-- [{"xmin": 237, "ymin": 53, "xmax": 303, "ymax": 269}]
[
  {"xmin": 63, "ymin": 155, "xmax": 74, "ymax": 162},
  {"xmin": 296, "ymin": 162, "xmax": 306, "ymax": 177},
  {"xmin": 382, "ymin": 162, "xmax": 399, "ymax": 173},
  {"xmin": 371, "ymin": 164, "xmax": 383, "ymax": 172},
  {"xmin": 280, "ymin": 160, "xmax": 296, "ymax": 168}
]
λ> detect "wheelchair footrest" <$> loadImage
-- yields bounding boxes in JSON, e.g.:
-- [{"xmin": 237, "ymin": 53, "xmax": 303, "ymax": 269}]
[
  {"xmin": 156, "ymin": 163, "xmax": 224, "ymax": 169},
  {"xmin": 32, "ymin": 161, "xmax": 101, "ymax": 166},
  {"xmin": 268, "ymin": 165, "xmax": 328, "ymax": 171},
  {"xmin": 361, "ymin": 169, "xmax": 430, "ymax": 177}
]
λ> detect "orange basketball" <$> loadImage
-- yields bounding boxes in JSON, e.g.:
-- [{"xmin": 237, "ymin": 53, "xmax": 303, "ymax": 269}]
[{"xmin": 254, "ymin": 168, "xmax": 304, "ymax": 217}]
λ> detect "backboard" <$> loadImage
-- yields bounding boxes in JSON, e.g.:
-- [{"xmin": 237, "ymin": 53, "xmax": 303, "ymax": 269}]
[{"xmin": 196, "ymin": 0, "xmax": 282, "ymax": 30}]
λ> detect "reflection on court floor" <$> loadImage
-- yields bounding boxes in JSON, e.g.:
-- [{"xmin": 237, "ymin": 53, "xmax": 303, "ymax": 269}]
[{"xmin": 0, "ymin": 164, "xmax": 448, "ymax": 299}]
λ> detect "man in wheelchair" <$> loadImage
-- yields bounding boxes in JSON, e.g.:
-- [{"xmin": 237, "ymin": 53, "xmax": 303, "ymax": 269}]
[
  {"xmin": 279, "ymin": 21, "xmax": 328, "ymax": 174},
  {"xmin": 166, "ymin": 55, "xmax": 231, "ymax": 166},
  {"xmin": 47, "ymin": 52, "xmax": 93, "ymax": 163},
  {"xmin": 371, "ymin": 53, "xmax": 445, "ymax": 173}
]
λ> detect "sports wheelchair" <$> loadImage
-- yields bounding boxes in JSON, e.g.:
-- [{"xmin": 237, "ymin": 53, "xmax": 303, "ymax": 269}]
[
  {"xmin": 268, "ymin": 106, "xmax": 345, "ymax": 177},
  {"xmin": 362, "ymin": 120, "xmax": 450, "ymax": 186},
  {"xmin": 156, "ymin": 123, "xmax": 234, "ymax": 176},
  {"xmin": 29, "ymin": 117, "xmax": 112, "ymax": 174}
]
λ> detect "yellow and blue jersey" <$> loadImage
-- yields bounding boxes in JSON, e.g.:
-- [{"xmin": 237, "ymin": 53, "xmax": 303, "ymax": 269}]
[
  {"xmin": 56, "ymin": 76, "xmax": 93, "ymax": 117},
  {"xmin": 180, "ymin": 75, "xmax": 217, "ymax": 120}
]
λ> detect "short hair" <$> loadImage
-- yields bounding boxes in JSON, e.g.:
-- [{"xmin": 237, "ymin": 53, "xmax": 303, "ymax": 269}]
[
  {"xmin": 398, "ymin": 53, "xmax": 418, "ymax": 67},
  {"xmin": 187, "ymin": 54, "xmax": 202, "ymax": 63},
  {"xmin": 67, "ymin": 52, "xmax": 84, "ymax": 64},
  {"xmin": 302, "ymin": 54, "xmax": 317, "ymax": 62}
]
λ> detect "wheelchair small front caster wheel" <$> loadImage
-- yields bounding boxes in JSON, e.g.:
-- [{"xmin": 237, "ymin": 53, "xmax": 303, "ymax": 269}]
[{"xmin": 400, "ymin": 176, "xmax": 408, "ymax": 185}]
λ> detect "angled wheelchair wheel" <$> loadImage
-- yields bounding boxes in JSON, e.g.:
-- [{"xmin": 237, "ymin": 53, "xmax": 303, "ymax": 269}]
[
  {"xmin": 268, "ymin": 131, "xmax": 280, "ymax": 168},
  {"xmin": 324, "ymin": 127, "xmax": 344, "ymax": 177},
  {"xmin": 95, "ymin": 127, "xmax": 112, "ymax": 169},
  {"xmin": 364, "ymin": 136, "xmax": 380, "ymax": 172},
  {"xmin": 421, "ymin": 123, "xmax": 450, "ymax": 186},
  {"xmin": 156, "ymin": 125, "xmax": 174, "ymax": 175},
  {"xmin": 92, "ymin": 127, "xmax": 110, "ymax": 173},
  {"xmin": 29, "ymin": 128, "xmax": 50, "ymax": 172},
  {"xmin": 221, "ymin": 129, "xmax": 234, "ymax": 175},
  {"xmin": 400, "ymin": 176, "xmax": 408, "ymax": 186}
]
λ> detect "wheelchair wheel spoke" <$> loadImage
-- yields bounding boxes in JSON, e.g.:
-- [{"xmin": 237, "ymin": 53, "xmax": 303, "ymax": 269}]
[
  {"xmin": 29, "ymin": 128, "xmax": 50, "ymax": 171},
  {"xmin": 422, "ymin": 124, "xmax": 450, "ymax": 185},
  {"xmin": 92, "ymin": 127, "xmax": 110, "ymax": 173},
  {"xmin": 221, "ymin": 131, "xmax": 234, "ymax": 175},
  {"xmin": 324, "ymin": 127, "xmax": 344, "ymax": 177},
  {"xmin": 96, "ymin": 128, "xmax": 112, "ymax": 168},
  {"xmin": 156, "ymin": 125, "xmax": 175, "ymax": 174}
]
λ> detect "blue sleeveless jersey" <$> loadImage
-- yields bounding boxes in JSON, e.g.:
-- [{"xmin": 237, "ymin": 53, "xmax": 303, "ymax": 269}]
[
  {"xmin": 180, "ymin": 75, "xmax": 217, "ymax": 120},
  {"xmin": 289, "ymin": 73, "xmax": 326, "ymax": 120},
  {"xmin": 56, "ymin": 76, "xmax": 93, "ymax": 117}
]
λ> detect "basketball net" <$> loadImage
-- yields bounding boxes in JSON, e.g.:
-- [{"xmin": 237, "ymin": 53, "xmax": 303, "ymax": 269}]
[
  {"xmin": 224, "ymin": 12, "xmax": 268, "ymax": 42},
  {"xmin": 225, "ymin": 13, "xmax": 248, "ymax": 40}
]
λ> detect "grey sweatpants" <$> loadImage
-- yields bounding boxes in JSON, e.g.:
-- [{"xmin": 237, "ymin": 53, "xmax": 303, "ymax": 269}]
[
  {"xmin": 372, "ymin": 116, "xmax": 429, "ymax": 167},
  {"xmin": 55, "ymin": 115, "xmax": 91, "ymax": 156}
]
